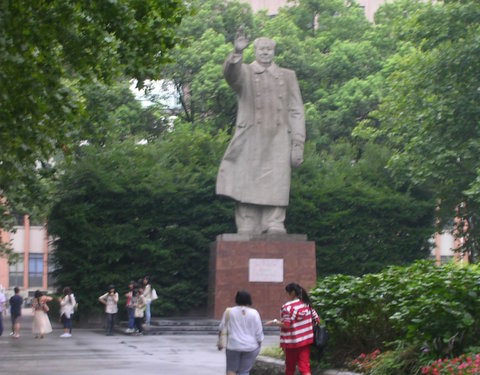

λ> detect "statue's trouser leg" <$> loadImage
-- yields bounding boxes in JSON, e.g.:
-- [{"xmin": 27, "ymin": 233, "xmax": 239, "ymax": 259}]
[
  {"xmin": 260, "ymin": 206, "xmax": 286, "ymax": 234},
  {"xmin": 235, "ymin": 202, "xmax": 262, "ymax": 234},
  {"xmin": 235, "ymin": 203, "xmax": 287, "ymax": 234}
]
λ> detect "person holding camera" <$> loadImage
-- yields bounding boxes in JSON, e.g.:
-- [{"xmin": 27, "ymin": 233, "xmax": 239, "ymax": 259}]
[
  {"xmin": 98, "ymin": 285, "xmax": 119, "ymax": 336},
  {"xmin": 265, "ymin": 283, "xmax": 319, "ymax": 375},
  {"xmin": 59, "ymin": 286, "xmax": 76, "ymax": 338}
]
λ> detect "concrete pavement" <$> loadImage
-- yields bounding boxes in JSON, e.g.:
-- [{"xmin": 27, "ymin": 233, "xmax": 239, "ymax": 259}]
[{"xmin": 0, "ymin": 311, "xmax": 279, "ymax": 375}]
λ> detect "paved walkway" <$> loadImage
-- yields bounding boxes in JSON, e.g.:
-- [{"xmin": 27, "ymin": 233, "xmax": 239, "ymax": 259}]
[
  {"xmin": 0, "ymin": 311, "xmax": 279, "ymax": 375},
  {"xmin": 0, "ymin": 311, "xmax": 358, "ymax": 375}
]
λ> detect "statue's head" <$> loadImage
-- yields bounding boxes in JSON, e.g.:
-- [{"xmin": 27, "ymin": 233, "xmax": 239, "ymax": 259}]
[{"xmin": 253, "ymin": 37, "xmax": 275, "ymax": 67}]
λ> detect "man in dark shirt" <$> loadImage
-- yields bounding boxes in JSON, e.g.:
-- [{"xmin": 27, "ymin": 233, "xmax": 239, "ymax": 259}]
[{"xmin": 9, "ymin": 287, "xmax": 23, "ymax": 338}]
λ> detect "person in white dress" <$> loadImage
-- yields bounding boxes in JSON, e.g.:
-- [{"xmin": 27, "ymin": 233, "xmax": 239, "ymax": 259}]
[
  {"xmin": 142, "ymin": 276, "xmax": 152, "ymax": 326},
  {"xmin": 32, "ymin": 290, "xmax": 53, "ymax": 339}
]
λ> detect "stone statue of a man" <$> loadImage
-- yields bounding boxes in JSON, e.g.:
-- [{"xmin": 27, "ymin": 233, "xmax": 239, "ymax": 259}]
[{"xmin": 216, "ymin": 29, "xmax": 305, "ymax": 234}]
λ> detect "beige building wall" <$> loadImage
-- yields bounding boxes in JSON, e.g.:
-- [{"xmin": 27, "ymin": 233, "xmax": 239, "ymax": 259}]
[
  {"xmin": 247, "ymin": 0, "xmax": 288, "ymax": 15},
  {"xmin": 0, "ymin": 229, "xmax": 9, "ymax": 290},
  {"xmin": 357, "ymin": 0, "xmax": 388, "ymax": 21},
  {"xmin": 244, "ymin": 0, "xmax": 388, "ymax": 19}
]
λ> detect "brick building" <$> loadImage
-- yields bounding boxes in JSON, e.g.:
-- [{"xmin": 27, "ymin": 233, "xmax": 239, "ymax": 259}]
[{"xmin": 0, "ymin": 215, "xmax": 55, "ymax": 302}]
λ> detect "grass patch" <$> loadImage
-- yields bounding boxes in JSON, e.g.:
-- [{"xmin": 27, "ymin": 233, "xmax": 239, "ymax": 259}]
[{"xmin": 260, "ymin": 345, "xmax": 284, "ymax": 360}]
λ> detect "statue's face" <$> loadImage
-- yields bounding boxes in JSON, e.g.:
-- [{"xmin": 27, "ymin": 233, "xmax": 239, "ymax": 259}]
[{"xmin": 254, "ymin": 41, "xmax": 275, "ymax": 66}]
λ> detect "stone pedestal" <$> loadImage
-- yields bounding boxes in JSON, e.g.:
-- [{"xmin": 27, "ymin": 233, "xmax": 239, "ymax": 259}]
[{"xmin": 208, "ymin": 233, "xmax": 316, "ymax": 320}]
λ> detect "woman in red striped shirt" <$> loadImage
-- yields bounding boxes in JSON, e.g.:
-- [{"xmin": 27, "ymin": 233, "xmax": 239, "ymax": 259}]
[{"xmin": 267, "ymin": 283, "xmax": 319, "ymax": 375}]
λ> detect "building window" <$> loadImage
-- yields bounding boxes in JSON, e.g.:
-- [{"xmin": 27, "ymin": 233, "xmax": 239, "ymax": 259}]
[
  {"xmin": 11, "ymin": 212, "xmax": 25, "ymax": 226},
  {"xmin": 440, "ymin": 255, "xmax": 454, "ymax": 264},
  {"xmin": 28, "ymin": 254, "xmax": 43, "ymax": 287},
  {"xmin": 9, "ymin": 255, "xmax": 24, "ymax": 287}
]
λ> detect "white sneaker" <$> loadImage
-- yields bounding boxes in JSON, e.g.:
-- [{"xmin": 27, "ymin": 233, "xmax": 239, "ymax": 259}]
[{"xmin": 60, "ymin": 333, "xmax": 72, "ymax": 338}]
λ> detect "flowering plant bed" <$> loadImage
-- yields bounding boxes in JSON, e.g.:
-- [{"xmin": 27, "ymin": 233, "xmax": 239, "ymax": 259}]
[
  {"xmin": 421, "ymin": 354, "xmax": 480, "ymax": 375},
  {"xmin": 347, "ymin": 349, "xmax": 381, "ymax": 373}
]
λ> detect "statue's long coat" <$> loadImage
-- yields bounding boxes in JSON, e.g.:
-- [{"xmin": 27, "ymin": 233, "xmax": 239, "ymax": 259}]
[{"xmin": 216, "ymin": 53, "xmax": 305, "ymax": 206}]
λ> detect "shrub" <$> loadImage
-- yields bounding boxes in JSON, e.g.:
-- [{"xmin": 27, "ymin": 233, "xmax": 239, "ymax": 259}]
[
  {"xmin": 310, "ymin": 261, "xmax": 480, "ymax": 368},
  {"xmin": 48, "ymin": 127, "xmax": 235, "ymax": 317}
]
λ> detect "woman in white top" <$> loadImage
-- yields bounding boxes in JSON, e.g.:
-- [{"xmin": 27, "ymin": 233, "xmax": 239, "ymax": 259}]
[
  {"xmin": 218, "ymin": 290, "xmax": 264, "ymax": 375},
  {"xmin": 98, "ymin": 285, "xmax": 119, "ymax": 336},
  {"xmin": 59, "ymin": 286, "xmax": 76, "ymax": 338},
  {"xmin": 142, "ymin": 276, "xmax": 152, "ymax": 325}
]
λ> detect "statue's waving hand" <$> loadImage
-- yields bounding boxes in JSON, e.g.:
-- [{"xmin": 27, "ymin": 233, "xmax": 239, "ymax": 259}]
[{"xmin": 234, "ymin": 27, "xmax": 249, "ymax": 53}]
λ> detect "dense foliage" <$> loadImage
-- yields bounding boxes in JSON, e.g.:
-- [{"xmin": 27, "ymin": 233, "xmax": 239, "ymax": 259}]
[
  {"xmin": 289, "ymin": 142, "xmax": 434, "ymax": 276},
  {"xmin": 311, "ymin": 261, "xmax": 480, "ymax": 373},
  {"xmin": 48, "ymin": 133, "xmax": 434, "ymax": 317},
  {"xmin": 48, "ymin": 124, "xmax": 233, "ymax": 316}
]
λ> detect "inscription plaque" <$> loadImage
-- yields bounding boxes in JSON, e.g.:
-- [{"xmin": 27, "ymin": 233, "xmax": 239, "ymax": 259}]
[{"xmin": 248, "ymin": 258, "xmax": 284, "ymax": 282}]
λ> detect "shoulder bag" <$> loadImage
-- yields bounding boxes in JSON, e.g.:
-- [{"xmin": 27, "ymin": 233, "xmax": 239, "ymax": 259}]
[
  {"xmin": 217, "ymin": 308, "xmax": 230, "ymax": 350},
  {"xmin": 311, "ymin": 308, "xmax": 329, "ymax": 351}
]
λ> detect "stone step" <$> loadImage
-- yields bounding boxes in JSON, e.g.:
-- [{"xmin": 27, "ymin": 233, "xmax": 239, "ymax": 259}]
[{"xmin": 118, "ymin": 318, "xmax": 280, "ymax": 335}]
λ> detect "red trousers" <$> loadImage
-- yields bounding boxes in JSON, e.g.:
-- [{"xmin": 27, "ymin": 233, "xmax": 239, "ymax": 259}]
[{"xmin": 284, "ymin": 345, "xmax": 311, "ymax": 375}]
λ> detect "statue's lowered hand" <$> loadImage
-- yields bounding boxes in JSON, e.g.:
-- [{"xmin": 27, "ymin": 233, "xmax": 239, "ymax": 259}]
[{"xmin": 291, "ymin": 143, "xmax": 304, "ymax": 168}]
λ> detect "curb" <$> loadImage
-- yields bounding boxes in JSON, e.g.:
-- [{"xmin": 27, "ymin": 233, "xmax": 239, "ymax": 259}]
[{"xmin": 251, "ymin": 356, "xmax": 361, "ymax": 375}]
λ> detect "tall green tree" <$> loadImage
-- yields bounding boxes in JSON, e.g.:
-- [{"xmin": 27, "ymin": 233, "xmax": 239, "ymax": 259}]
[
  {"xmin": 287, "ymin": 0, "xmax": 369, "ymax": 40},
  {"xmin": 76, "ymin": 81, "xmax": 170, "ymax": 147},
  {"xmin": 266, "ymin": 2, "xmax": 388, "ymax": 149},
  {"xmin": 161, "ymin": 0, "xmax": 254, "ymax": 129},
  {"xmin": 357, "ymin": 0, "xmax": 480, "ymax": 258},
  {"xmin": 0, "ymin": 0, "xmax": 187, "ymax": 239},
  {"xmin": 162, "ymin": 29, "xmax": 234, "ymax": 128}
]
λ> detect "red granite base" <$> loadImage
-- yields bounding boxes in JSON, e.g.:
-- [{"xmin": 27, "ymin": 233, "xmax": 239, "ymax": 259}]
[{"xmin": 208, "ymin": 234, "xmax": 316, "ymax": 320}]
